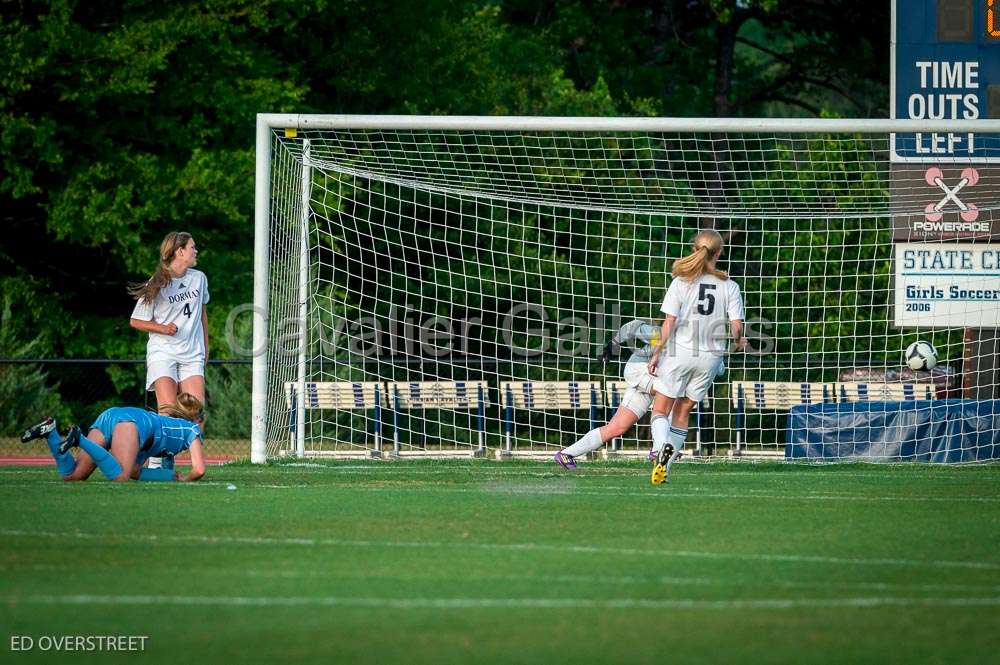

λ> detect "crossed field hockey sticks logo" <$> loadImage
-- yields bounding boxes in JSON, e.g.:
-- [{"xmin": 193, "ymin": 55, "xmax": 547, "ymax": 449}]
[{"xmin": 924, "ymin": 167, "xmax": 980, "ymax": 222}]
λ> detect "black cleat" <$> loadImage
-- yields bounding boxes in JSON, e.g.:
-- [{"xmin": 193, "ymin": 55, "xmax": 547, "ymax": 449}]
[
  {"xmin": 57, "ymin": 426, "xmax": 81, "ymax": 455},
  {"xmin": 663, "ymin": 447, "xmax": 683, "ymax": 483},
  {"xmin": 20, "ymin": 417, "xmax": 57, "ymax": 444}
]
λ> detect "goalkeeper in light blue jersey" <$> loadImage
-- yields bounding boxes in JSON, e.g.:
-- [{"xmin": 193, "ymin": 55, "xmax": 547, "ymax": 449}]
[{"xmin": 20, "ymin": 394, "xmax": 206, "ymax": 483}]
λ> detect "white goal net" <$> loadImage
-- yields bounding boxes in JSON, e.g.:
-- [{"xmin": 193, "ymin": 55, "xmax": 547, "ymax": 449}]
[{"xmin": 251, "ymin": 116, "xmax": 1000, "ymax": 463}]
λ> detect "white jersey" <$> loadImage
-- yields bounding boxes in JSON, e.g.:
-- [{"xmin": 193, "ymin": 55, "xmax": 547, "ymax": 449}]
[
  {"xmin": 131, "ymin": 269, "xmax": 210, "ymax": 360},
  {"xmin": 660, "ymin": 273, "xmax": 743, "ymax": 355}
]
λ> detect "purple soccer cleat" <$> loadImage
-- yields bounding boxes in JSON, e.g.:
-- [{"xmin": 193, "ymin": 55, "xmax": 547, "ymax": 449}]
[
  {"xmin": 647, "ymin": 447, "xmax": 657, "ymax": 462},
  {"xmin": 553, "ymin": 451, "xmax": 577, "ymax": 470}
]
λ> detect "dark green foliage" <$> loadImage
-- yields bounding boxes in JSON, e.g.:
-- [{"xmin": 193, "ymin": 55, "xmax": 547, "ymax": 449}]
[
  {"xmin": 2, "ymin": 0, "xmax": 888, "ymax": 364},
  {"xmin": 0, "ymin": 303, "xmax": 64, "ymax": 431},
  {"xmin": 204, "ymin": 362, "xmax": 252, "ymax": 438}
]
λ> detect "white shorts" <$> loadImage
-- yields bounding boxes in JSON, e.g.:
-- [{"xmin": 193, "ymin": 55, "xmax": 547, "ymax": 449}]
[
  {"xmin": 146, "ymin": 353, "xmax": 204, "ymax": 390},
  {"xmin": 619, "ymin": 388, "xmax": 653, "ymax": 419},
  {"xmin": 652, "ymin": 351, "xmax": 723, "ymax": 403},
  {"xmin": 620, "ymin": 361, "xmax": 656, "ymax": 418}
]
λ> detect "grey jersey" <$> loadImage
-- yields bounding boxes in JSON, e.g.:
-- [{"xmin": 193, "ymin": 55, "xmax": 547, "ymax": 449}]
[{"xmin": 612, "ymin": 320, "xmax": 661, "ymax": 364}]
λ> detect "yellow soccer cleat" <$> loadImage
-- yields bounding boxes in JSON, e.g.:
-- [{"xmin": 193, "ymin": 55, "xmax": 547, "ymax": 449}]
[{"xmin": 650, "ymin": 443, "xmax": 680, "ymax": 486}]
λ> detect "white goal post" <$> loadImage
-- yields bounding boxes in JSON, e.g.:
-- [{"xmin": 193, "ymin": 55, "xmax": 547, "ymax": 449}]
[{"xmin": 251, "ymin": 114, "xmax": 1000, "ymax": 464}]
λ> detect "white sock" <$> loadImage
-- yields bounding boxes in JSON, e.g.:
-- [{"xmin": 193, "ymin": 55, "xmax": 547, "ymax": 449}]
[
  {"xmin": 563, "ymin": 428, "xmax": 604, "ymax": 458},
  {"xmin": 146, "ymin": 457, "xmax": 162, "ymax": 469},
  {"xmin": 668, "ymin": 426, "xmax": 689, "ymax": 451},
  {"xmin": 651, "ymin": 415, "xmax": 670, "ymax": 453}
]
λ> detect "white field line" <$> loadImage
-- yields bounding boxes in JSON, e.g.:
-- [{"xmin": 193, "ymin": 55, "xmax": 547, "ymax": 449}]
[
  {"xmin": 0, "ymin": 466, "xmax": 990, "ymax": 480},
  {"xmin": 100, "ymin": 480, "xmax": 998, "ymax": 505},
  {"xmin": 248, "ymin": 466, "xmax": 1000, "ymax": 480},
  {"xmin": 292, "ymin": 463, "xmax": 995, "ymax": 473},
  {"xmin": 0, "ymin": 478, "xmax": 995, "ymax": 503},
  {"xmin": 0, "ymin": 481, "xmax": 243, "ymax": 488},
  {"xmin": 241, "ymin": 569, "xmax": 1000, "ymax": 594},
  {"xmin": 469, "ymin": 484, "xmax": 1000, "ymax": 503},
  {"xmin": 2, "ymin": 528, "xmax": 997, "ymax": 571},
  {"xmin": 4, "ymin": 593, "xmax": 1000, "ymax": 611},
  {"xmin": 2, "ymin": 561, "xmax": 994, "ymax": 594}
]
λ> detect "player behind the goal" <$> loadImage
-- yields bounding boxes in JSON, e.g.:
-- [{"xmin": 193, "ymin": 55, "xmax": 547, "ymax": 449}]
[{"xmin": 646, "ymin": 230, "xmax": 745, "ymax": 485}]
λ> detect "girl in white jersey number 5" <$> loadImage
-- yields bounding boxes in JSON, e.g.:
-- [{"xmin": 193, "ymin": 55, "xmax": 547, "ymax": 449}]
[
  {"xmin": 128, "ymin": 232, "xmax": 210, "ymax": 440},
  {"xmin": 646, "ymin": 230, "xmax": 746, "ymax": 485}
]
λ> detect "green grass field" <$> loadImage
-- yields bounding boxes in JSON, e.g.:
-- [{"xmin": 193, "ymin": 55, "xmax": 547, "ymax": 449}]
[{"xmin": 1, "ymin": 459, "xmax": 998, "ymax": 664}]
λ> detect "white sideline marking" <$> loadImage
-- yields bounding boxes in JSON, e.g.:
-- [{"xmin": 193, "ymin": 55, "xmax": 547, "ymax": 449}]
[
  {"xmin": 0, "ymin": 479, "xmax": 994, "ymax": 504},
  {"xmin": 2, "ymin": 561, "xmax": 992, "ymax": 594},
  {"xmin": 2, "ymin": 528, "xmax": 997, "ymax": 570},
  {"xmin": 472, "ymin": 485, "xmax": 1000, "ymax": 504},
  {"xmin": 261, "ymin": 465, "xmax": 990, "ymax": 479},
  {"xmin": 231, "ymin": 483, "xmax": 1000, "ymax": 505},
  {"xmin": 5, "ymin": 593, "xmax": 1000, "ymax": 611},
  {"xmin": 0, "ymin": 481, "xmax": 246, "ymax": 488},
  {"xmin": 238, "ymin": 568, "xmax": 1000, "ymax": 594},
  {"xmin": 0, "ymin": 466, "xmax": 989, "ymax": 482}
]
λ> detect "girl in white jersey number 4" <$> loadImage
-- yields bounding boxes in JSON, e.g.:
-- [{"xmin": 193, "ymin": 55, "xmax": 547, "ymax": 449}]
[
  {"xmin": 646, "ymin": 230, "xmax": 746, "ymax": 485},
  {"xmin": 128, "ymin": 232, "xmax": 210, "ymax": 470}
]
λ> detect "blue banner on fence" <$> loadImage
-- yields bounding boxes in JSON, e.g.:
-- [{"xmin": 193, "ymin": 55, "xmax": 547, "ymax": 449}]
[{"xmin": 786, "ymin": 399, "xmax": 1000, "ymax": 462}]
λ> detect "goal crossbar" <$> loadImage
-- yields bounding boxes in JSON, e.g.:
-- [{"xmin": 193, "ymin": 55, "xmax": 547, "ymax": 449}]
[{"xmin": 258, "ymin": 114, "xmax": 1000, "ymax": 133}]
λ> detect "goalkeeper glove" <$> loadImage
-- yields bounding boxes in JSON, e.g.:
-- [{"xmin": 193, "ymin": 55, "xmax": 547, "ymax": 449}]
[{"xmin": 599, "ymin": 340, "xmax": 619, "ymax": 362}]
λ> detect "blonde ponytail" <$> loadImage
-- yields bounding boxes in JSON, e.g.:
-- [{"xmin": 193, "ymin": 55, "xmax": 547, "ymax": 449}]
[
  {"xmin": 160, "ymin": 392, "xmax": 204, "ymax": 423},
  {"xmin": 671, "ymin": 230, "xmax": 728, "ymax": 282}
]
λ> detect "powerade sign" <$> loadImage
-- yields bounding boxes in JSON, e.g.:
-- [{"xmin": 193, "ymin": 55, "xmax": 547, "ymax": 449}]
[
  {"xmin": 890, "ymin": 164, "xmax": 1000, "ymax": 239},
  {"xmin": 894, "ymin": 242, "xmax": 1000, "ymax": 326},
  {"xmin": 891, "ymin": 0, "xmax": 1000, "ymax": 161}
]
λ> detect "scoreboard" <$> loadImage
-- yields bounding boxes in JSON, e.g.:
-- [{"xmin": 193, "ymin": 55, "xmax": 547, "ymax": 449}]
[
  {"xmin": 891, "ymin": 1, "xmax": 1000, "ymax": 398},
  {"xmin": 892, "ymin": 0, "xmax": 1000, "ymax": 244},
  {"xmin": 892, "ymin": 0, "xmax": 1000, "ymax": 160}
]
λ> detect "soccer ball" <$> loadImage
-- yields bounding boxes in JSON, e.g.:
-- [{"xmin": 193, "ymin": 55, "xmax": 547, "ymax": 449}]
[{"xmin": 905, "ymin": 341, "xmax": 938, "ymax": 371}]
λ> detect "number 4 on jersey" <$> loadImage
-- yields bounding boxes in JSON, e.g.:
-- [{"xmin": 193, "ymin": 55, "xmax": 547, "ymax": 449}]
[{"xmin": 183, "ymin": 303, "xmax": 193, "ymax": 319}]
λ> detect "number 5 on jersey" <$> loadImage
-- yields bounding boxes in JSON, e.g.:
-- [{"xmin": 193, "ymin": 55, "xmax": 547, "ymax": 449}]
[{"xmin": 697, "ymin": 284, "xmax": 716, "ymax": 316}]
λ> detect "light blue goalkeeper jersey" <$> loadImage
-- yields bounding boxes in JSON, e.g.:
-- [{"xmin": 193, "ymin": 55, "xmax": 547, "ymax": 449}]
[
  {"xmin": 148, "ymin": 415, "xmax": 202, "ymax": 456},
  {"xmin": 90, "ymin": 407, "xmax": 159, "ymax": 449},
  {"xmin": 89, "ymin": 407, "xmax": 200, "ymax": 456}
]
